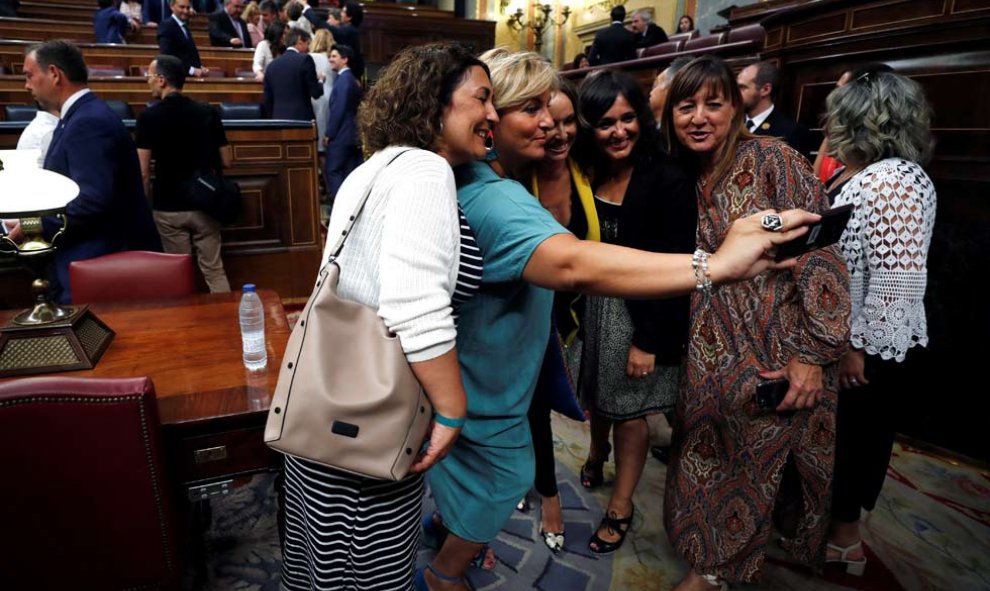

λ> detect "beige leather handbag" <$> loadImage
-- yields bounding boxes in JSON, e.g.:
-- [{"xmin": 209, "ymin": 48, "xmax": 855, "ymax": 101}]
[{"xmin": 265, "ymin": 150, "xmax": 432, "ymax": 480}]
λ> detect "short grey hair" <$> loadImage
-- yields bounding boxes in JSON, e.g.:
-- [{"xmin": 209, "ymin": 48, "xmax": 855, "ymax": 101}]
[
  {"xmin": 632, "ymin": 9, "xmax": 652, "ymax": 23},
  {"xmin": 825, "ymin": 71, "xmax": 934, "ymax": 167},
  {"xmin": 479, "ymin": 47, "xmax": 558, "ymax": 112}
]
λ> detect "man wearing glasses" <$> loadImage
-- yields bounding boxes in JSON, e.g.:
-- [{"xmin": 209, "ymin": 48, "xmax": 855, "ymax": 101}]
[{"xmin": 135, "ymin": 55, "xmax": 232, "ymax": 293}]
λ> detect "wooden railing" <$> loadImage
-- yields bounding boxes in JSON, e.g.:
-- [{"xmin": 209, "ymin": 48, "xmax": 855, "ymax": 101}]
[
  {"xmin": 0, "ymin": 39, "xmax": 254, "ymax": 80},
  {"xmin": 0, "ymin": 75, "xmax": 262, "ymax": 119},
  {"xmin": 0, "ymin": 4, "xmax": 496, "ymax": 80}
]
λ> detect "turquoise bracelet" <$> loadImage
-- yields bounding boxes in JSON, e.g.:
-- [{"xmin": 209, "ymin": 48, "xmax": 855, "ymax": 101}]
[{"xmin": 434, "ymin": 412, "xmax": 466, "ymax": 428}]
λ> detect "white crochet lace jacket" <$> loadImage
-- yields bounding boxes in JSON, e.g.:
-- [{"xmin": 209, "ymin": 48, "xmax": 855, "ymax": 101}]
[{"xmin": 833, "ymin": 158, "xmax": 936, "ymax": 362}]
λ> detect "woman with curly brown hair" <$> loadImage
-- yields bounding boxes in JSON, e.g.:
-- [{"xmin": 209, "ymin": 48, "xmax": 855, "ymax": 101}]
[{"xmin": 278, "ymin": 42, "xmax": 497, "ymax": 591}]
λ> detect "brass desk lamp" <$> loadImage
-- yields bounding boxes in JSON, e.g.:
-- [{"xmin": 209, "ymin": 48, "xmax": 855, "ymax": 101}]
[{"xmin": 0, "ymin": 152, "xmax": 114, "ymax": 377}]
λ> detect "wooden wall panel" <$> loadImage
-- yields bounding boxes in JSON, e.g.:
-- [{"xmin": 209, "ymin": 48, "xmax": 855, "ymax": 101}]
[{"xmin": 850, "ymin": 0, "xmax": 947, "ymax": 30}]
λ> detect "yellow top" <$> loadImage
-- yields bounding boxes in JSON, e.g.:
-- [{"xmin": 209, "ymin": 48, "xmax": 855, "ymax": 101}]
[
  {"xmin": 530, "ymin": 158, "xmax": 600, "ymax": 242},
  {"xmin": 530, "ymin": 158, "xmax": 600, "ymax": 345}
]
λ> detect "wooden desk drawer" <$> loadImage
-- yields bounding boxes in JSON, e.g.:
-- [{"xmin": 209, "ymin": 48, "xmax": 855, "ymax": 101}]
[{"xmin": 174, "ymin": 426, "xmax": 279, "ymax": 485}]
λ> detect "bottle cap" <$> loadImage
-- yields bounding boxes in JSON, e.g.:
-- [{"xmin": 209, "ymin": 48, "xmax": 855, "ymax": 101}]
[{"xmin": 243, "ymin": 283, "xmax": 256, "ymax": 293}]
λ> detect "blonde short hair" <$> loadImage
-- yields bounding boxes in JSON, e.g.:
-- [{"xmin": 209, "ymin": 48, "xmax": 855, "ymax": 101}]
[
  {"xmin": 311, "ymin": 28, "xmax": 334, "ymax": 55},
  {"xmin": 479, "ymin": 47, "xmax": 558, "ymax": 112},
  {"xmin": 241, "ymin": 1, "xmax": 259, "ymax": 24}
]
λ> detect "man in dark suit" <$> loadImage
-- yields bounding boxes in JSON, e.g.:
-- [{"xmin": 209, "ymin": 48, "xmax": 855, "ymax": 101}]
[
  {"xmin": 263, "ymin": 27, "xmax": 323, "ymax": 120},
  {"xmin": 324, "ymin": 43, "xmax": 362, "ymax": 199},
  {"xmin": 143, "ymin": 0, "xmax": 168, "ymax": 24},
  {"xmin": 630, "ymin": 9, "xmax": 667, "ymax": 49},
  {"xmin": 208, "ymin": 0, "xmax": 252, "ymax": 48},
  {"xmin": 157, "ymin": 0, "xmax": 210, "ymax": 77},
  {"xmin": 21, "ymin": 40, "xmax": 161, "ymax": 303},
  {"xmin": 0, "ymin": 0, "xmax": 18, "ymax": 18},
  {"xmin": 737, "ymin": 61, "xmax": 817, "ymax": 161},
  {"xmin": 301, "ymin": 0, "xmax": 364, "ymax": 80},
  {"xmin": 588, "ymin": 5, "xmax": 637, "ymax": 66}
]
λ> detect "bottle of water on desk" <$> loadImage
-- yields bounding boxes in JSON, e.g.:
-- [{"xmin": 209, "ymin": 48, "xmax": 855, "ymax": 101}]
[{"xmin": 239, "ymin": 284, "xmax": 267, "ymax": 371}]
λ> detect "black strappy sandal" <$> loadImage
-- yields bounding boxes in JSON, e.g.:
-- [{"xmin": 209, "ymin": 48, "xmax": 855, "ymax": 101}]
[
  {"xmin": 588, "ymin": 506, "xmax": 634, "ymax": 555},
  {"xmin": 580, "ymin": 442, "xmax": 611, "ymax": 489}
]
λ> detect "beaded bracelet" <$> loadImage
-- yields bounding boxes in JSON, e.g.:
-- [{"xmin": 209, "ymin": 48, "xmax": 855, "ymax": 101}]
[
  {"xmin": 434, "ymin": 412, "xmax": 466, "ymax": 428},
  {"xmin": 692, "ymin": 249, "xmax": 713, "ymax": 295}
]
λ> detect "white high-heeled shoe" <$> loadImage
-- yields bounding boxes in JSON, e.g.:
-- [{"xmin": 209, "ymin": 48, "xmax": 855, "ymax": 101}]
[
  {"xmin": 826, "ymin": 540, "xmax": 867, "ymax": 576},
  {"xmin": 700, "ymin": 574, "xmax": 729, "ymax": 590}
]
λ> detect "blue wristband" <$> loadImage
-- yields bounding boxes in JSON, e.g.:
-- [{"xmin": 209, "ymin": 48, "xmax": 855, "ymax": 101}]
[{"xmin": 434, "ymin": 412, "xmax": 466, "ymax": 428}]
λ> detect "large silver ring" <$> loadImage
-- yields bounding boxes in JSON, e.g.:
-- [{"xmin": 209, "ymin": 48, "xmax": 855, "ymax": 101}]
[
  {"xmin": 850, "ymin": 378, "xmax": 859, "ymax": 385},
  {"xmin": 761, "ymin": 213, "xmax": 783, "ymax": 232}
]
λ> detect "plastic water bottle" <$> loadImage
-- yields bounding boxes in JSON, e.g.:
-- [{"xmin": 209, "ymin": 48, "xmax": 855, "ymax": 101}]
[{"xmin": 239, "ymin": 284, "xmax": 267, "ymax": 371}]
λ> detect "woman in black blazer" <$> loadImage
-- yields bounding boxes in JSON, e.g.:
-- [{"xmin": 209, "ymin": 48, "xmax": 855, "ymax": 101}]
[{"xmin": 573, "ymin": 70, "xmax": 696, "ymax": 554}]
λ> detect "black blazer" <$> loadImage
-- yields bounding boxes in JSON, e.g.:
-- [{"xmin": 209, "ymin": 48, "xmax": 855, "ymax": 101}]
[
  {"xmin": 604, "ymin": 149, "xmax": 697, "ymax": 361},
  {"xmin": 636, "ymin": 23, "xmax": 668, "ymax": 49},
  {"xmin": 753, "ymin": 107, "xmax": 817, "ymax": 162},
  {"xmin": 302, "ymin": 10, "xmax": 364, "ymax": 79},
  {"xmin": 263, "ymin": 49, "xmax": 323, "ymax": 121},
  {"xmin": 157, "ymin": 16, "xmax": 202, "ymax": 71},
  {"xmin": 588, "ymin": 22, "xmax": 637, "ymax": 66},
  {"xmin": 207, "ymin": 9, "xmax": 253, "ymax": 48}
]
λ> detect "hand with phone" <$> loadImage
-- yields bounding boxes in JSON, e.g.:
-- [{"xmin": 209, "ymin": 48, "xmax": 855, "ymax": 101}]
[
  {"xmin": 774, "ymin": 204, "xmax": 853, "ymax": 262},
  {"xmin": 758, "ymin": 359, "xmax": 824, "ymax": 411}
]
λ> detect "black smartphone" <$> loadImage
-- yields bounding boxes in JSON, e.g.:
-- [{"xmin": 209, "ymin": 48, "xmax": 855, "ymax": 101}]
[
  {"xmin": 755, "ymin": 378, "xmax": 790, "ymax": 410},
  {"xmin": 774, "ymin": 204, "xmax": 854, "ymax": 262}
]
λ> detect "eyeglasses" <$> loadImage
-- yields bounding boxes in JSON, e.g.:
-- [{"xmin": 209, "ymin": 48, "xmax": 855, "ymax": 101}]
[{"xmin": 854, "ymin": 71, "xmax": 874, "ymax": 85}]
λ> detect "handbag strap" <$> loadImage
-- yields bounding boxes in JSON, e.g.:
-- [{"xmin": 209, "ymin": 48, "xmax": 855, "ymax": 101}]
[{"xmin": 327, "ymin": 149, "xmax": 414, "ymax": 261}]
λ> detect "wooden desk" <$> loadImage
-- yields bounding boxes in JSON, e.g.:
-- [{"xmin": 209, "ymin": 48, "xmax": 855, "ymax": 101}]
[{"xmin": 0, "ymin": 290, "xmax": 290, "ymax": 489}]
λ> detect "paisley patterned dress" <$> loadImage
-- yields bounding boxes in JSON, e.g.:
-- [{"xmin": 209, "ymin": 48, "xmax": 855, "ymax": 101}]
[{"xmin": 664, "ymin": 138, "xmax": 852, "ymax": 582}]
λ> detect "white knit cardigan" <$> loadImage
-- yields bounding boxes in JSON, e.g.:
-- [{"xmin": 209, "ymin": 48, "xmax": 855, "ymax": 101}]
[{"xmin": 320, "ymin": 146, "xmax": 461, "ymax": 363}]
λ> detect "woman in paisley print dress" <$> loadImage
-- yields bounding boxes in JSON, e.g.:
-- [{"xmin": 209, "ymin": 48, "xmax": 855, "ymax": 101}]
[{"xmin": 660, "ymin": 55, "xmax": 852, "ymax": 591}]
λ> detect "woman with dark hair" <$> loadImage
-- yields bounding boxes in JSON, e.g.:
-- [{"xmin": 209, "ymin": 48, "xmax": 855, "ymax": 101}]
[
  {"xmin": 279, "ymin": 42, "xmax": 497, "ymax": 591},
  {"xmin": 417, "ymin": 47, "xmax": 826, "ymax": 591},
  {"xmin": 520, "ymin": 77, "xmax": 600, "ymax": 554},
  {"xmin": 571, "ymin": 52, "xmax": 590, "ymax": 70},
  {"xmin": 572, "ymin": 70, "xmax": 695, "ymax": 554},
  {"xmin": 661, "ymin": 55, "xmax": 851, "ymax": 590},
  {"xmin": 824, "ymin": 69, "xmax": 936, "ymax": 576},
  {"xmin": 252, "ymin": 20, "xmax": 286, "ymax": 80},
  {"xmin": 677, "ymin": 14, "xmax": 695, "ymax": 34}
]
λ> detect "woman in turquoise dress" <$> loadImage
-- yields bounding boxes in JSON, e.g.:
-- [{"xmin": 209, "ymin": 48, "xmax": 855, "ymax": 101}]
[{"xmin": 416, "ymin": 48, "xmax": 828, "ymax": 591}]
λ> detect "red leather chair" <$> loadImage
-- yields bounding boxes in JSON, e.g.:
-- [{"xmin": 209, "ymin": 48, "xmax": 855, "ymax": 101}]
[
  {"xmin": 642, "ymin": 39, "xmax": 685, "ymax": 58},
  {"xmin": 0, "ymin": 377, "xmax": 179, "ymax": 590},
  {"xmin": 684, "ymin": 32, "xmax": 727, "ymax": 52},
  {"xmin": 669, "ymin": 30, "xmax": 699, "ymax": 45},
  {"xmin": 69, "ymin": 250, "xmax": 197, "ymax": 304}
]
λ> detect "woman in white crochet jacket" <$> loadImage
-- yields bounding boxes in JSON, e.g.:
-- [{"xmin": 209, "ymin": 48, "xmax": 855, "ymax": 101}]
[{"xmin": 823, "ymin": 68, "xmax": 936, "ymax": 575}]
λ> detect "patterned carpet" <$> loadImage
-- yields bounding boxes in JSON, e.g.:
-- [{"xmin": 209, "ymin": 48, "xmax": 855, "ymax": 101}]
[{"xmin": 192, "ymin": 411, "xmax": 990, "ymax": 590}]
